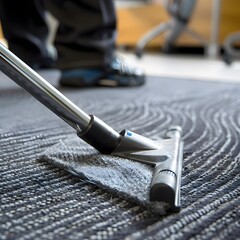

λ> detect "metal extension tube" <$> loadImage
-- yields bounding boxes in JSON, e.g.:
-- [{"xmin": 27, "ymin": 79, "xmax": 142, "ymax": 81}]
[
  {"xmin": 0, "ymin": 43, "xmax": 91, "ymax": 130},
  {"xmin": 0, "ymin": 43, "xmax": 122, "ymax": 154}
]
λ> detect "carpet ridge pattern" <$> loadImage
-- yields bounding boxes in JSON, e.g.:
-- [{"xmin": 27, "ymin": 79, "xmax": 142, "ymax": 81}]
[{"xmin": 0, "ymin": 73, "xmax": 239, "ymax": 239}]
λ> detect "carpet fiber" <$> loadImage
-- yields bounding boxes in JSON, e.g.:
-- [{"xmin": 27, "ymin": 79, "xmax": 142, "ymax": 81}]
[{"xmin": 0, "ymin": 71, "xmax": 239, "ymax": 240}]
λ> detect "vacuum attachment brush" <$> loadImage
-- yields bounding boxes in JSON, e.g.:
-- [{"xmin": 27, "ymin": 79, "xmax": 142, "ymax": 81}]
[{"xmin": 0, "ymin": 43, "xmax": 183, "ymax": 211}]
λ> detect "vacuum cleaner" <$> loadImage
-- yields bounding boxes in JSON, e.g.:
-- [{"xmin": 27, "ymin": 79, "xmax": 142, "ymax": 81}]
[{"xmin": 0, "ymin": 43, "xmax": 183, "ymax": 212}]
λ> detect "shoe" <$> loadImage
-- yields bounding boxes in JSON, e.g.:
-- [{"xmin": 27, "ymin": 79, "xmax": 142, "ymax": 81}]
[{"xmin": 59, "ymin": 57, "xmax": 145, "ymax": 87}]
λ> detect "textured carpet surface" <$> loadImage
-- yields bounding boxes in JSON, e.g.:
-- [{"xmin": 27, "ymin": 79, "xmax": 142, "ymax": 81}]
[
  {"xmin": 41, "ymin": 136, "xmax": 158, "ymax": 210},
  {"xmin": 0, "ymin": 71, "xmax": 240, "ymax": 240}
]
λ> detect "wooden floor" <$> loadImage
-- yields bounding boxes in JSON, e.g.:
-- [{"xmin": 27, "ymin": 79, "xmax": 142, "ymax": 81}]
[
  {"xmin": 0, "ymin": 23, "xmax": 3, "ymax": 40},
  {"xmin": 117, "ymin": 0, "xmax": 240, "ymax": 47},
  {"xmin": 117, "ymin": 1, "xmax": 211, "ymax": 47}
]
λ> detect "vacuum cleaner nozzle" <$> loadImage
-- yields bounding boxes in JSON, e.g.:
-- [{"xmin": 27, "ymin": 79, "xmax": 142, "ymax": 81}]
[
  {"xmin": 112, "ymin": 126, "xmax": 183, "ymax": 212},
  {"xmin": 78, "ymin": 114, "xmax": 183, "ymax": 211}
]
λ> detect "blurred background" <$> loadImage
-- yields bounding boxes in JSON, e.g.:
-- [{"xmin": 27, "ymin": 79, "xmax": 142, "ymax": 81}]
[
  {"xmin": 116, "ymin": 0, "xmax": 239, "ymax": 53},
  {"xmin": 1, "ymin": 0, "xmax": 240, "ymax": 82}
]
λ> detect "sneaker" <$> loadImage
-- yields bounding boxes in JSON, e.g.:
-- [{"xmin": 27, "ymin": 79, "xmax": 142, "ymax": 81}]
[{"xmin": 59, "ymin": 57, "xmax": 145, "ymax": 87}]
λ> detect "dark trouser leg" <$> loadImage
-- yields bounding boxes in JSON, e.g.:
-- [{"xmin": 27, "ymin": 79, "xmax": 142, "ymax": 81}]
[
  {"xmin": 46, "ymin": 0, "xmax": 117, "ymax": 70},
  {"xmin": 0, "ymin": 0, "xmax": 54, "ymax": 68}
]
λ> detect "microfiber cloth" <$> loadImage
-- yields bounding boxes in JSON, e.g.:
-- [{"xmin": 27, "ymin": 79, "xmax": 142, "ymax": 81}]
[{"xmin": 41, "ymin": 135, "xmax": 169, "ymax": 214}]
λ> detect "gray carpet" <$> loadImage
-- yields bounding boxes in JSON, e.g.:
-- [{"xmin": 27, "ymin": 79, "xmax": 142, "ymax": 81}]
[
  {"xmin": 0, "ymin": 70, "xmax": 239, "ymax": 240},
  {"xmin": 41, "ymin": 134, "xmax": 171, "ymax": 214}
]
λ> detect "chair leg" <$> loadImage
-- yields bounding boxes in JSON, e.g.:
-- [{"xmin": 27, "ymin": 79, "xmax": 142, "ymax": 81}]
[
  {"xmin": 162, "ymin": 20, "xmax": 186, "ymax": 52},
  {"xmin": 135, "ymin": 22, "xmax": 171, "ymax": 58},
  {"xmin": 223, "ymin": 32, "xmax": 240, "ymax": 64},
  {"xmin": 184, "ymin": 27, "xmax": 209, "ymax": 55}
]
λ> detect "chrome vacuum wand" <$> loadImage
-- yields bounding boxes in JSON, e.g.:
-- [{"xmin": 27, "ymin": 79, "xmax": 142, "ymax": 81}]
[
  {"xmin": 0, "ymin": 43, "xmax": 183, "ymax": 211},
  {"xmin": 0, "ymin": 43, "xmax": 121, "ymax": 154}
]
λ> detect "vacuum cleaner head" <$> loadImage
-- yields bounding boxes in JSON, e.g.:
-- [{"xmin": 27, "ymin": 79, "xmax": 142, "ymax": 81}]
[
  {"xmin": 78, "ymin": 114, "xmax": 183, "ymax": 211},
  {"xmin": 0, "ymin": 43, "xmax": 183, "ymax": 212},
  {"xmin": 112, "ymin": 126, "xmax": 183, "ymax": 211}
]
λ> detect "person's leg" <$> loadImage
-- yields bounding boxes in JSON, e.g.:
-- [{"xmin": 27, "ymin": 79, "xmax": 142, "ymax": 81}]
[
  {"xmin": 47, "ymin": 0, "xmax": 145, "ymax": 87},
  {"xmin": 46, "ymin": 0, "xmax": 116, "ymax": 69},
  {"xmin": 0, "ymin": 0, "xmax": 55, "ymax": 69}
]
